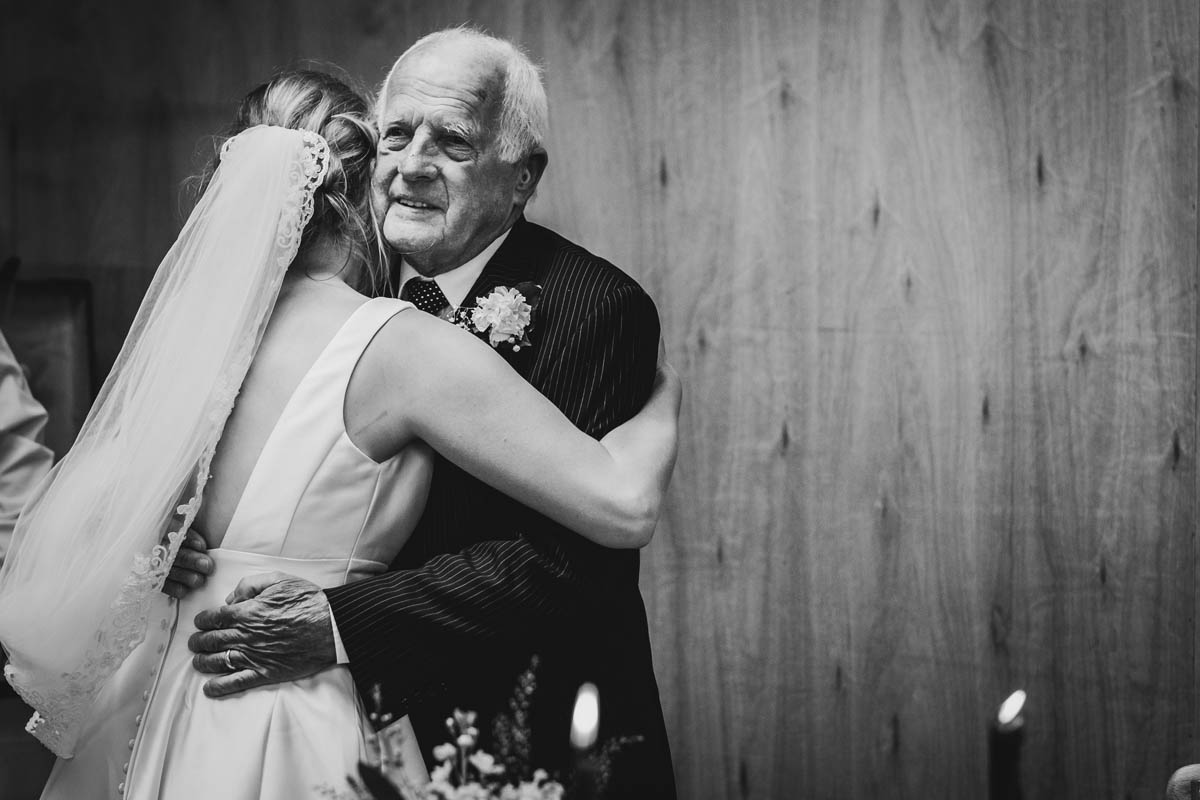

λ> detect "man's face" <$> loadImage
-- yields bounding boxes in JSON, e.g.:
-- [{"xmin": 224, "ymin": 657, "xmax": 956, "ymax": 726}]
[{"xmin": 372, "ymin": 44, "xmax": 523, "ymax": 275}]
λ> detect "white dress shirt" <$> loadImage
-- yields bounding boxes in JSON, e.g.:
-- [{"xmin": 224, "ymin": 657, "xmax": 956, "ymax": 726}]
[
  {"xmin": 396, "ymin": 228, "xmax": 511, "ymax": 310},
  {"xmin": 329, "ymin": 227, "xmax": 512, "ymax": 664}
]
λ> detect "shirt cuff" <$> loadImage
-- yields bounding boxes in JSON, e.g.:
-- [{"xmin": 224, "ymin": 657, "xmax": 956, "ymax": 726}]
[{"xmin": 329, "ymin": 608, "xmax": 350, "ymax": 665}]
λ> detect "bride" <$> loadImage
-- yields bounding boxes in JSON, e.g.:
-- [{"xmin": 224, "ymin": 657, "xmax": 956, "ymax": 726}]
[{"xmin": 0, "ymin": 70, "xmax": 679, "ymax": 799}]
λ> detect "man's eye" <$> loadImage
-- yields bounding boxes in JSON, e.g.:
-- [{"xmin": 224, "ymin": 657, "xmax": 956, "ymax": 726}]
[
  {"xmin": 442, "ymin": 136, "xmax": 474, "ymax": 158},
  {"xmin": 383, "ymin": 127, "xmax": 412, "ymax": 146}
]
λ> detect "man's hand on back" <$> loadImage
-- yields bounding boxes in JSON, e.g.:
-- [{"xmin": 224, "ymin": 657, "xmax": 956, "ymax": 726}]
[{"xmin": 188, "ymin": 572, "xmax": 338, "ymax": 697}]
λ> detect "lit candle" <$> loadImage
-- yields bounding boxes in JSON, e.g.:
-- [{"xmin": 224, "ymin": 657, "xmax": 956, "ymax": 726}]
[
  {"xmin": 571, "ymin": 683, "xmax": 600, "ymax": 751},
  {"xmin": 989, "ymin": 689, "xmax": 1026, "ymax": 800},
  {"xmin": 571, "ymin": 683, "xmax": 601, "ymax": 799}
]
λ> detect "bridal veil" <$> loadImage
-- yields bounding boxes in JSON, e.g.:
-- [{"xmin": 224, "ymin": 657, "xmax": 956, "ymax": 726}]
[{"xmin": 0, "ymin": 125, "xmax": 329, "ymax": 757}]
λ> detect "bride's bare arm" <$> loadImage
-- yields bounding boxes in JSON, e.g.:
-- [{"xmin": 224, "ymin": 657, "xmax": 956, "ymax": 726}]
[{"xmin": 355, "ymin": 309, "xmax": 681, "ymax": 548}]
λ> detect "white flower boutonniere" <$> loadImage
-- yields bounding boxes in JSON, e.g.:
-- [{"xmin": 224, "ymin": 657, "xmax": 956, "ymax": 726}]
[{"xmin": 462, "ymin": 285, "xmax": 538, "ymax": 351}]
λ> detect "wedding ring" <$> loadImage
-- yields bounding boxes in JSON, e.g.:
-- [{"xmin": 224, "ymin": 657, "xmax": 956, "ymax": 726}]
[{"xmin": 223, "ymin": 650, "xmax": 235, "ymax": 671}]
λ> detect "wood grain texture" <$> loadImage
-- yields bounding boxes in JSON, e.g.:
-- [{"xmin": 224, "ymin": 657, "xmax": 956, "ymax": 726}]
[{"xmin": 1, "ymin": 1, "xmax": 1195, "ymax": 798}]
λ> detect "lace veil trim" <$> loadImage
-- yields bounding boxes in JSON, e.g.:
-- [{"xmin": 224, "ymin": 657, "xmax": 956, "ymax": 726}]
[{"xmin": 2, "ymin": 126, "xmax": 329, "ymax": 757}]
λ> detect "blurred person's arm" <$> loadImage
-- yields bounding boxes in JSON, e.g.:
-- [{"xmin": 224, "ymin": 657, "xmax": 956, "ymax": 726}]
[{"xmin": 0, "ymin": 330, "xmax": 54, "ymax": 564}]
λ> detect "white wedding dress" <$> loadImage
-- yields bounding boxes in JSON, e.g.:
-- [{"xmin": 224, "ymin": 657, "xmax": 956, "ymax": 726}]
[{"xmin": 39, "ymin": 296, "xmax": 432, "ymax": 800}]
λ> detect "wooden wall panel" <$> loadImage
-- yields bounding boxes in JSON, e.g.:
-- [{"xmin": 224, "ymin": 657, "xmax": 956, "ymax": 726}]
[
  {"xmin": 2, "ymin": 2, "xmax": 1195, "ymax": 798},
  {"xmin": 997, "ymin": 1, "xmax": 1198, "ymax": 794}
]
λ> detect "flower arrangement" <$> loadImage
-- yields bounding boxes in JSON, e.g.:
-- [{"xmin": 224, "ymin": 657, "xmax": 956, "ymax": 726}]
[{"xmin": 321, "ymin": 657, "xmax": 639, "ymax": 800}]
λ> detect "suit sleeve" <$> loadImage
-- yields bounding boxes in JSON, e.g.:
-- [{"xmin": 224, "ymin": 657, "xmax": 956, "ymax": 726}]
[
  {"xmin": 0, "ymin": 331, "xmax": 54, "ymax": 566},
  {"xmin": 323, "ymin": 283, "xmax": 661, "ymax": 703}
]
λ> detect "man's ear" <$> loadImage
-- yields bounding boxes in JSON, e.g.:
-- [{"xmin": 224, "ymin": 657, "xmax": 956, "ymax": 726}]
[{"xmin": 514, "ymin": 147, "xmax": 548, "ymax": 202}]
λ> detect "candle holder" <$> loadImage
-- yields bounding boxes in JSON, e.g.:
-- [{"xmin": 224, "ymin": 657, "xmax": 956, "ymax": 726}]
[{"xmin": 571, "ymin": 683, "xmax": 601, "ymax": 800}]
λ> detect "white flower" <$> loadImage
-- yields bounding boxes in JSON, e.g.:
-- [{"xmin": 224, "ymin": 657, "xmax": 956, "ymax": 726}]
[
  {"xmin": 433, "ymin": 742, "xmax": 457, "ymax": 763},
  {"xmin": 509, "ymin": 783, "xmax": 543, "ymax": 800},
  {"xmin": 430, "ymin": 761, "xmax": 454, "ymax": 784},
  {"xmin": 456, "ymin": 732, "xmax": 475, "ymax": 748},
  {"xmin": 452, "ymin": 784, "xmax": 490, "ymax": 800},
  {"xmin": 468, "ymin": 751, "xmax": 504, "ymax": 776},
  {"xmin": 471, "ymin": 287, "xmax": 532, "ymax": 347}
]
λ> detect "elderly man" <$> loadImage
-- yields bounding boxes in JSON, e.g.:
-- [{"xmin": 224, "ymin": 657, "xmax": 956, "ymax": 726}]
[{"xmin": 184, "ymin": 27, "xmax": 677, "ymax": 797}]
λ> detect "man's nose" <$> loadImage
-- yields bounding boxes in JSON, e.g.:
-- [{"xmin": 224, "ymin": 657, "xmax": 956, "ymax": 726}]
[{"xmin": 398, "ymin": 136, "xmax": 438, "ymax": 182}]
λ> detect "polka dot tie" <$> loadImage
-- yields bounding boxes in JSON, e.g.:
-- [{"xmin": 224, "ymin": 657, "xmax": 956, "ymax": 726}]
[{"xmin": 401, "ymin": 276, "xmax": 452, "ymax": 317}]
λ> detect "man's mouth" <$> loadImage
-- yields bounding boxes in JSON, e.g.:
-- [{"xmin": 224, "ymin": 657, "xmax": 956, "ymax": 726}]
[{"xmin": 395, "ymin": 197, "xmax": 439, "ymax": 211}]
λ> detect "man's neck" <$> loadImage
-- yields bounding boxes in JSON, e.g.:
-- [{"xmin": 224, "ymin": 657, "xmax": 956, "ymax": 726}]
[
  {"xmin": 398, "ymin": 226, "xmax": 514, "ymax": 310},
  {"xmin": 405, "ymin": 213, "xmax": 520, "ymax": 277}
]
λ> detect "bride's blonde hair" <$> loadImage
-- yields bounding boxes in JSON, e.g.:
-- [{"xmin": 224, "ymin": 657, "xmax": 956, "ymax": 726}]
[{"xmin": 198, "ymin": 69, "xmax": 389, "ymax": 295}]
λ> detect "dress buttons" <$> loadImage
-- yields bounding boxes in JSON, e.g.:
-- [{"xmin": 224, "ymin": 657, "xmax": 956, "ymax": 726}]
[
  {"xmin": 117, "ymin": 781, "xmax": 125, "ymax": 792},
  {"xmin": 128, "ymin": 738, "xmax": 135, "ymax": 749},
  {"xmin": 142, "ymin": 690, "xmax": 150, "ymax": 700},
  {"xmin": 134, "ymin": 714, "xmax": 142, "ymax": 724},
  {"xmin": 122, "ymin": 762, "xmax": 129, "ymax": 772}
]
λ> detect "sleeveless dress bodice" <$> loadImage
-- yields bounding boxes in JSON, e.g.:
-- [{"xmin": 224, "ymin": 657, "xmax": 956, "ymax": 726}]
[{"xmin": 40, "ymin": 297, "xmax": 432, "ymax": 800}]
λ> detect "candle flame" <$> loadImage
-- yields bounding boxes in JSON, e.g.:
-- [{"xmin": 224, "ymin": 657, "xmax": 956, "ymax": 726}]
[
  {"xmin": 570, "ymin": 683, "xmax": 600, "ymax": 750},
  {"xmin": 997, "ymin": 689, "xmax": 1026, "ymax": 726}
]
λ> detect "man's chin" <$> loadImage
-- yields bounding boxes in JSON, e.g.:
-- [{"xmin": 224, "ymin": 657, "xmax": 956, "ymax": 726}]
[{"xmin": 382, "ymin": 220, "xmax": 443, "ymax": 258}]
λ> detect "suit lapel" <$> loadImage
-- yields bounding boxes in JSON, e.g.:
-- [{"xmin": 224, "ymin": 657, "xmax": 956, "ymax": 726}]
[
  {"xmin": 461, "ymin": 218, "xmax": 540, "ymax": 376},
  {"xmin": 463, "ymin": 217, "xmax": 537, "ymax": 302}
]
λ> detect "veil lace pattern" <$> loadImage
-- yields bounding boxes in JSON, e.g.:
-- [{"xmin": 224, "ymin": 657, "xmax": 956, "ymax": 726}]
[{"xmin": 0, "ymin": 126, "xmax": 329, "ymax": 758}]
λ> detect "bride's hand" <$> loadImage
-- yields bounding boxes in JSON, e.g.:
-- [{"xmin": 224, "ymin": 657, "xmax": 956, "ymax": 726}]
[
  {"xmin": 187, "ymin": 572, "xmax": 336, "ymax": 697},
  {"xmin": 162, "ymin": 529, "xmax": 213, "ymax": 599}
]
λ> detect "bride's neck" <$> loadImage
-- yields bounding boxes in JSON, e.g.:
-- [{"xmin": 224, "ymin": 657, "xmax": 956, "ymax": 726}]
[{"xmin": 287, "ymin": 235, "xmax": 362, "ymax": 287}]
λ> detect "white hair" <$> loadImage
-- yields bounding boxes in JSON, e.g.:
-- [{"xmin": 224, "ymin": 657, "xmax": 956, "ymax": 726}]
[{"xmin": 378, "ymin": 26, "xmax": 548, "ymax": 163}]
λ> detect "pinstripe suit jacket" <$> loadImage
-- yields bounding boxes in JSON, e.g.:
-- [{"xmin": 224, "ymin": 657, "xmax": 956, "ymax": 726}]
[{"xmin": 324, "ymin": 217, "xmax": 677, "ymax": 797}]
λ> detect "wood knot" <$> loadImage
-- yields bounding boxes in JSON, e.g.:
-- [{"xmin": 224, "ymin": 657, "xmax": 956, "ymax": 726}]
[{"xmin": 990, "ymin": 603, "xmax": 1010, "ymax": 649}]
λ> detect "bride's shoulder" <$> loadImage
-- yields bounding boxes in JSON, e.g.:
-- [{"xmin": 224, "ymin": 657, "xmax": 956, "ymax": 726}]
[{"xmin": 361, "ymin": 307, "xmax": 499, "ymax": 391}]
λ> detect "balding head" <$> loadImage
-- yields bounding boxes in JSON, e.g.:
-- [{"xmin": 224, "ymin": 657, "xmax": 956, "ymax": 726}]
[
  {"xmin": 380, "ymin": 27, "xmax": 548, "ymax": 163},
  {"xmin": 370, "ymin": 27, "xmax": 550, "ymax": 275}
]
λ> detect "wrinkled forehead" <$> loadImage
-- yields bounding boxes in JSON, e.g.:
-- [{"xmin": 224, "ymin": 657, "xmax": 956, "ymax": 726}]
[{"xmin": 380, "ymin": 44, "xmax": 505, "ymax": 126}]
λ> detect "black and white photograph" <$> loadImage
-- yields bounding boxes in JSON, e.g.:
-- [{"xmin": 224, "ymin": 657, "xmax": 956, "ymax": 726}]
[{"xmin": 0, "ymin": 2, "xmax": 1196, "ymax": 798}]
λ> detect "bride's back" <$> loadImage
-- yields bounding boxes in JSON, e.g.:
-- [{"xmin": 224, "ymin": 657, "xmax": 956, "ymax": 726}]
[
  {"xmin": 195, "ymin": 279, "xmax": 368, "ymax": 548},
  {"xmin": 185, "ymin": 70, "xmax": 385, "ymax": 548}
]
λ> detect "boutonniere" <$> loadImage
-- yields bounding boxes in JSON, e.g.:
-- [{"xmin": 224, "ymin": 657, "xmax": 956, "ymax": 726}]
[{"xmin": 456, "ymin": 282, "xmax": 542, "ymax": 352}]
